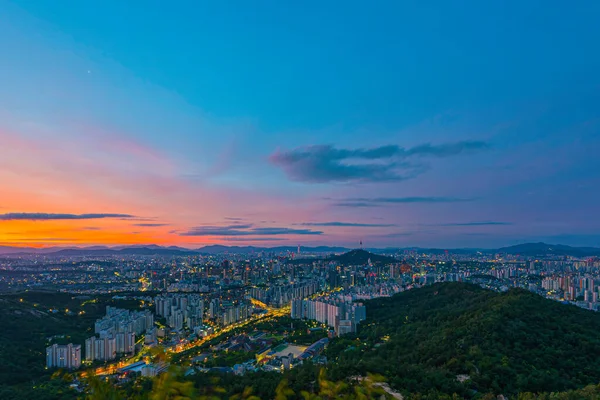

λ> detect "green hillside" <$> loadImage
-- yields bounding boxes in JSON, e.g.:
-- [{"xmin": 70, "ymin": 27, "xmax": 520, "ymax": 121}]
[
  {"xmin": 7, "ymin": 284, "xmax": 600, "ymax": 399},
  {"xmin": 327, "ymin": 282, "xmax": 600, "ymax": 398},
  {"xmin": 0, "ymin": 291, "xmax": 151, "ymax": 400}
]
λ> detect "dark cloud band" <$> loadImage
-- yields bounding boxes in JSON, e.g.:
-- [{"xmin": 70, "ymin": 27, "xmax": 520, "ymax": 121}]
[
  {"xmin": 334, "ymin": 196, "xmax": 473, "ymax": 207},
  {"xmin": 132, "ymin": 223, "xmax": 169, "ymax": 227},
  {"xmin": 298, "ymin": 221, "xmax": 395, "ymax": 227},
  {"xmin": 270, "ymin": 141, "xmax": 489, "ymax": 183},
  {"xmin": 436, "ymin": 221, "xmax": 512, "ymax": 227},
  {"xmin": 0, "ymin": 213, "xmax": 134, "ymax": 221},
  {"xmin": 180, "ymin": 224, "xmax": 322, "ymax": 236}
]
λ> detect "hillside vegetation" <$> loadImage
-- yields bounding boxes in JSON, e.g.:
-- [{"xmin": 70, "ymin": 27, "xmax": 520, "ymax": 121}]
[
  {"xmin": 7, "ymin": 284, "xmax": 600, "ymax": 399},
  {"xmin": 0, "ymin": 291, "xmax": 150, "ymax": 400},
  {"xmin": 327, "ymin": 282, "xmax": 600, "ymax": 398}
]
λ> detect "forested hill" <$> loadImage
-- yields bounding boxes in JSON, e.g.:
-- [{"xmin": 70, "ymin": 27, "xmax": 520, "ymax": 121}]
[{"xmin": 327, "ymin": 282, "xmax": 600, "ymax": 398}]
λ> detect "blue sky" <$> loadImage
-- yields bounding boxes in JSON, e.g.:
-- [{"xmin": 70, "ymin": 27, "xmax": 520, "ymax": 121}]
[{"xmin": 1, "ymin": 0, "xmax": 599, "ymax": 248}]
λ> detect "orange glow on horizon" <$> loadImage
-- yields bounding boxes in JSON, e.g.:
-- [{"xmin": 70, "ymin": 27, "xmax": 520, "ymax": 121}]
[
  {"xmin": 0, "ymin": 218, "xmax": 225, "ymax": 248},
  {"xmin": 0, "ymin": 129, "xmax": 324, "ymax": 248}
]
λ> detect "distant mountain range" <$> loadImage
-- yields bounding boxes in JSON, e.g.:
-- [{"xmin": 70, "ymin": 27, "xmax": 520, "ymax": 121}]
[
  {"xmin": 496, "ymin": 242, "xmax": 600, "ymax": 257},
  {"xmin": 0, "ymin": 244, "xmax": 350, "ymax": 257},
  {"xmin": 197, "ymin": 245, "xmax": 350, "ymax": 255},
  {"xmin": 326, "ymin": 249, "xmax": 397, "ymax": 265},
  {"xmin": 0, "ymin": 242, "xmax": 598, "ymax": 257}
]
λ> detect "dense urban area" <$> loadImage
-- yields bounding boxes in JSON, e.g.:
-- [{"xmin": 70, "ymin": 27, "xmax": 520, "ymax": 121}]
[{"xmin": 2, "ymin": 242, "xmax": 600, "ymax": 399}]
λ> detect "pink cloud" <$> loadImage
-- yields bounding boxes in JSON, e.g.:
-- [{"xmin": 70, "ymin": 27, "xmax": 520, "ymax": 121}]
[{"xmin": 0, "ymin": 126, "xmax": 324, "ymax": 246}]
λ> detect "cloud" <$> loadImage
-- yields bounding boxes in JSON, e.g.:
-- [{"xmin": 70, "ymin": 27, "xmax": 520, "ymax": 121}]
[
  {"xmin": 132, "ymin": 223, "xmax": 169, "ymax": 227},
  {"xmin": 180, "ymin": 224, "xmax": 323, "ymax": 236},
  {"xmin": 334, "ymin": 202, "xmax": 381, "ymax": 208},
  {"xmin": 9, "ymin": 237, "xmax": 79, "ymax": 242},
  {"xmin": 269, "ymin": 141, "xmax": 489, "ymax": 183},
  {"xmin": 402, "ymin": 141, "xmax": 489, "ymax": 157},
  {"xmin": 298, "ymin": 221, "xmax": 395, "ymax": 227},
  {"xmin": 221, "ymin": 237, "xmax": 289, "ymax": 242},
  {"xmin": 249, "ymin": 228, "xmax": 322, "ymax": 235},
  {"xmin": 334, "ymin": 196, "xmax": 473, "ymax": 207},
  {"xmin": 0, "ymin": 213, "xmax": 134, "ymax": 221},
  {"xmin": 224, "ymin": 217, "xmax": 244, "ymax": 221},
  {"xmin": 437, "ymin": 221, "xmax": 512, "ymax": 227}
]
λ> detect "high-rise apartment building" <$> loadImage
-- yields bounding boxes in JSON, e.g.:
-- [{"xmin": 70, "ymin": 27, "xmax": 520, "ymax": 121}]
[
  {"xmin": 46, "ymin": 343, "xmax": 81, "ymax": 369},
  {"xmin": 86, "ymin": 336, "xmax": 117, "ymax": 362},
  {"xmin": 291, "ymin": 297, "xmax": 366, "ymax": 335}
]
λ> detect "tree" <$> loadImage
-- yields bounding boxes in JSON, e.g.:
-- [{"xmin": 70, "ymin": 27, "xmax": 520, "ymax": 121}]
[
  {"xmin": 151, "ymin": 367, "xmax": 197, "ymax": 400},
  {"xmin": 275, "ymin": 379, "xmax": 295, "ymax": 400}
]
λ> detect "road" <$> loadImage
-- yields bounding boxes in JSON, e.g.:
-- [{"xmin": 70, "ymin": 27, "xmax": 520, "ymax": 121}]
[{"xmin": 86, "ymin": 303, "xmax": 289, "ymax": 377}]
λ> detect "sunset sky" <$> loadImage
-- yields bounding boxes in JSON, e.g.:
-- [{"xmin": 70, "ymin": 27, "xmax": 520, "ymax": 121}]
[{"xmin": 1, "ymin": 1, "xmax": 599, "ymax": 248}]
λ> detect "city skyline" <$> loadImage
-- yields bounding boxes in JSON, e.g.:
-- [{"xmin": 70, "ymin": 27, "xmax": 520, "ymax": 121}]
[{"xmin": 1, "ymin": 1, "xmax": 599, "ymax": 248}]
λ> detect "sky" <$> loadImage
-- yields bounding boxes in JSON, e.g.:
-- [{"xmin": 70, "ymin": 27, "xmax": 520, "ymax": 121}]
[{"xmin": 1, "ymin": 0, "xmax": 599, "ymax": 249}]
